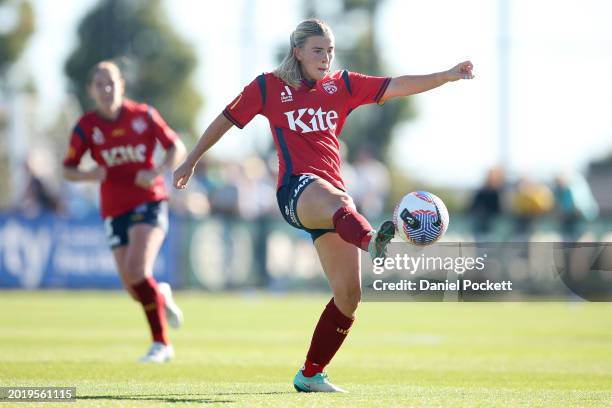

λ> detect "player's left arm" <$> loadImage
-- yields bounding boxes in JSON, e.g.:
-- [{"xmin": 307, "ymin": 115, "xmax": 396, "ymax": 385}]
[{"xmin": 379, "ymin": 61, "xmax": 474, "ymax": 104}]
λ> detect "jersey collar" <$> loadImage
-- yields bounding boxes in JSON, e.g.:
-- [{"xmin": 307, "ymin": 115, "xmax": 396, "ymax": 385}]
[
  {"xmin": 301, "ymin": 78, "xmax": 317, "ymax": 90},
  {"xmin": 94, "ymin": 102, "xmax": 125, "ymax": 123}
]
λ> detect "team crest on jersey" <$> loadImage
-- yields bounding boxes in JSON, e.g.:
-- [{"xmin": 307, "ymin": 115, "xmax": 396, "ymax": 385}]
[
  {"xmin": 322, "ymin": 80, "xmax": 338, "ymax": 94},
  {"xmin": 92, "ymin": 127, "xmax": 105, "ymax": 145},
  {"xmin": 280, "ymin": 86, "xmax": 293, "ymax": 103},
  {"xmin": 131, "ymin": 117, "xmax": 148, "ymax": 134}
]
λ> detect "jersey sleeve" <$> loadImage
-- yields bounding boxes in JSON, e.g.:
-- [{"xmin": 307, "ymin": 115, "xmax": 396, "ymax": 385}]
[
  {"xmin": 147, "ymin": 106, "xmax": 178, "ymax": 149},
  {"xmin": 62, "ymin": 122, "xmax": 89, "ymax": 167},
  {"xmin": 222, "ymin": 77, "xmax": 264, "ymax": 129},
  {"xmin": 344, "ymin": 71, "xmax": 392, "ymax": 111}
]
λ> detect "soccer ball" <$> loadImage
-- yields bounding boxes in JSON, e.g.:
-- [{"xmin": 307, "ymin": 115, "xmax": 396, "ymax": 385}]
[{"xmin": 393, "ymin": 191, "xmax": 449, "ymax": 245}]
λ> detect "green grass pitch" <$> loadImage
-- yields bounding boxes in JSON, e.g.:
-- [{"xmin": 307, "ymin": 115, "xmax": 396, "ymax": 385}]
[{"xmin": 1, "ymin": 291, "xmax": 611, "ymax": 407}]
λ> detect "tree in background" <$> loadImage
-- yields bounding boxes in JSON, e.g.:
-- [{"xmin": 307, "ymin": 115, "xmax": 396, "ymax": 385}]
[
  {"xmin": 304, "ymin": 0, "xmax": 415, "ymax": 162},
  {"xmin": 0, "ymin": 0, "xmax": 35, "ymax": 209},
  {"xmin": 0, "ymin": 0, "xmax": 34, "ymax": 79},
  {"xmin": 64, "ymin": 0, "xmax": 202, "ymax": 140}
]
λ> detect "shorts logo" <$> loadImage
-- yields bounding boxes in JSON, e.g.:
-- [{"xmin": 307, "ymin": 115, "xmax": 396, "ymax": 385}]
[
  {"xmin": 134, "ymin": 203, "xmax": 148, "ymax": 214},
  {"xmin": 132, "ymin": 117, "xmax": 148, "ymax": 134},
  {"xmin": 287, "ymin": 199, "xmax": 301, "ymax": 227},
  {"xmin": 293, "ymin": 175, "xmax": 310, "ymax": 197},
  {"xmin": 322, "ymin": 80, "xmax": 337, "ymax": 94},
  {"xmin": 92, "ymin": 127, "xmax": 105, "ymax": 145},
  {"xmin": 280, "ymin": 86, "xmax": 293, "ymax": 103}
]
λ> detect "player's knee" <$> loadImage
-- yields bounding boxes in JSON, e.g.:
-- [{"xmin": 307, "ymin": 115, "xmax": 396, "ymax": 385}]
[
  {"xmin": 335, "ymin": 285, "xmax": 361, "ymax": 314},
  {"xmin": 337, "ymin": 193, "xmax": 354, "ymax": 209},
  {"xmin": 124, "ymin": 258, "xmax": 146, "ymax": 282},
  {"xmin": 323, "ymin": 192, "xmax": 354, "ymax": 215}
]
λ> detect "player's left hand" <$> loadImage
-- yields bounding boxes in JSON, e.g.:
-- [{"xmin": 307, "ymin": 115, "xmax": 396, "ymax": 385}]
[
  {"xmin": 135, "ymin": 169, "xmax": 159, "ymax": 188},
  {"xmin": 446, "ymin": 61, "xmax": 474, "ymax": 82}
]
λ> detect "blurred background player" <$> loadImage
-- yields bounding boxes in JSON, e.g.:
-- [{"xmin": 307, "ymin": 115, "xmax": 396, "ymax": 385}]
[
  {"xmin": 469, "ymin": 166, "xmax": 505, "ymax": 240},
  {"xmin": 552, "ymin": 172, "xmax": 599, "ymax": 241},
  {"xmin": 62, "ymin": 61, "xmax": 186, "ymax": 363},
  {"xmin": 173, "ymin": 19, "xmax": 474, "ymax": 391}
]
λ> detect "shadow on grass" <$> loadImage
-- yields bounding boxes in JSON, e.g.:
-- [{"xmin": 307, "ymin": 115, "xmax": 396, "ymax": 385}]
[
  {"xmin": 78, "ymin": 395, "xmax": 233, "ymax": 404},
  {"xmin": 78, "ymin": 391, "xmax": 293, "ymax": 404}
]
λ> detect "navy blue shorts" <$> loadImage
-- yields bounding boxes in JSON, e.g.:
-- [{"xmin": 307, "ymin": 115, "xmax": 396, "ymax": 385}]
[
  {"xmin": 276, "ymin": 174, "xmax": 335, "ymax": 242},
  {"xmin": 104, "ymin": 200, "xmax": 169, "ymax": 248}
]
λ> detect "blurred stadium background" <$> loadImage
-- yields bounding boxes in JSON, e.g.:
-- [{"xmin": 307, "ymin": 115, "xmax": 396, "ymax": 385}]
[{"xmin": 1, "ymin": 0, "xmax": 611, "ymax": 291}]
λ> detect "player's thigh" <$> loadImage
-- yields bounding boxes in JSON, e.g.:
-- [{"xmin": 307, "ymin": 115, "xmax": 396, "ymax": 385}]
[
  {"xmin": 123, "ymin": 224, "xmax": 166, "ymax": 284},
  {"xmin": 314, "ymin": 232, "xmax": 361, "ymax": 317},
  {"xmin": 297, "ymin": 178, "xmax": 354, "ymax": 229}
]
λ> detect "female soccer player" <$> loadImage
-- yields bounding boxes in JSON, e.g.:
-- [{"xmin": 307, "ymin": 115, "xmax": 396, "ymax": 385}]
[
  {"xmin": 63, "ymin": 61, "xmax": 186, "ymax": 363},
  {"xmin": 174, "ymin": 19, "xmax": 474, "ymax": 391}
]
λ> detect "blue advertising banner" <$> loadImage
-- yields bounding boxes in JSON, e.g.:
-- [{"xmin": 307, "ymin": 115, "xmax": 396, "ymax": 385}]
[{"xmin": 0, "ymin": 214, "xmax": 173, "ymax": 289}]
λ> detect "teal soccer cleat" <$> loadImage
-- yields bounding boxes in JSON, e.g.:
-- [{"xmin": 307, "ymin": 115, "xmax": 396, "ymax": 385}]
[
  {"xmin": 367, "ymin": 220, "xmax": 396, "ymax": 261},
  {"xmin": 293, "ymin": 370, "xmax": 347, "ymax": 393}
]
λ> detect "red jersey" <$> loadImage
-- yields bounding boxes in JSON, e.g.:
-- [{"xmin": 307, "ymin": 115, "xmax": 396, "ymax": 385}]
[
  {"xmin": 63, "ymin": 99, "xmax": 178, "ymax": 218},
  {"xmin": 223, "ymin": 70, "xmax": 390, "ymax": 190}
]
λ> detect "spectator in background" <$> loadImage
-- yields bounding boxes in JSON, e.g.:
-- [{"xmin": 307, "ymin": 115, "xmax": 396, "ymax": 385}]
[
  {"xmin": 18, "ymin": 150, "xmax": 64, "ymax": 218},
  {"xmin": 208, "ymin": 162, "xmax": 242, "ymax": 216},
  {"xmin": 349, "ymin": 148, "xmax": 390, "ymax": 220},
  {"xmin": 238, "ymin": 155, "xmax": 277, "ymax": 219},
  {"xmin": 553, "ymin": 172, "xmax": 599, "ymax": 240},
  {"xmin": 168, "ymin": 158, "xmax": 211, "ymax": 218},
  {"xmin": 469, "ymin": 167, "xmax": 504, "ymax": 240},
  {"xmin": 511, "ymin": 177, "xmax": 554, "ymax": 237}
]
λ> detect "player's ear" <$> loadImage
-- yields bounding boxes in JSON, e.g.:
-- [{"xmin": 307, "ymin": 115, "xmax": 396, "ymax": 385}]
[
  {"xmin": 293, "ymin": 46, "xmax": 302, "ymax": 61},
  {"xmin": 118, "ymin": 78, "xmax": 126, "ymax": 96},
  {"xmin": 87, "ymin": 81, "xmax": 95, "ymax": 100}
]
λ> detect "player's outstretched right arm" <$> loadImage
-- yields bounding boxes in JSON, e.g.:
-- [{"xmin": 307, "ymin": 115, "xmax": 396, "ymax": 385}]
[{"xmin": 173, "ymin": 113, "xmax": 233, "ymax": 189}]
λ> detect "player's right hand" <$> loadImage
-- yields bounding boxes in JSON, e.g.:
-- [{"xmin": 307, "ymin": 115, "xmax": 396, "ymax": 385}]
[{"xmin": 173, "ymin": 161, "xmax": 195, "ymax": 189}]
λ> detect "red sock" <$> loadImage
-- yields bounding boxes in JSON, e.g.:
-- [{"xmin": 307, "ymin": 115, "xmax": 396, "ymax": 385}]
[
  {"xmin": 332, "ymin": 206, "xmax": 373, "ymax": 251},
  {"xmin": 303, "ymin": 298, "xmax": 355, "ymax": 377},
  {"xmin": 131, "ymin": 277, "xmax": 168, "ymax": 345},
  {"xmin": 302, "ymin": 360, "xmax": 324, "ymax": 377}
]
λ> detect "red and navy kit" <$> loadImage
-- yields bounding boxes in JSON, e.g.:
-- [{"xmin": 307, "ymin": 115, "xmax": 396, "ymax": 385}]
[
  {"xmin": 223, "ymin": 70, "xmax": 391, "ymax": 191},
  {"xmin": 63, "ymin": 99, "xmax": 178, "ymax": 218}
]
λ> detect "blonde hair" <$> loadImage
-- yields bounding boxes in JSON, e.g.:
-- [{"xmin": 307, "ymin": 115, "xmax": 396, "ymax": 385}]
[{"xmin": 273, "ymin": 19, "xmax": 333, "ymax": 89}]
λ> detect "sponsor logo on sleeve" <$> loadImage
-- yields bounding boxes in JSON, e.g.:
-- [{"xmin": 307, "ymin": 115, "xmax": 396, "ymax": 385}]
[
  {"xmin": 281, "ymin": 86, "xmax": 293, "ymax": 103},
  {"xmin": 229, "ymin": 93, "xmax": 243, "ymax": 110},
  {"xmin": 92, "ymin": 127, "xmax": 105, "ymax": 145}
]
